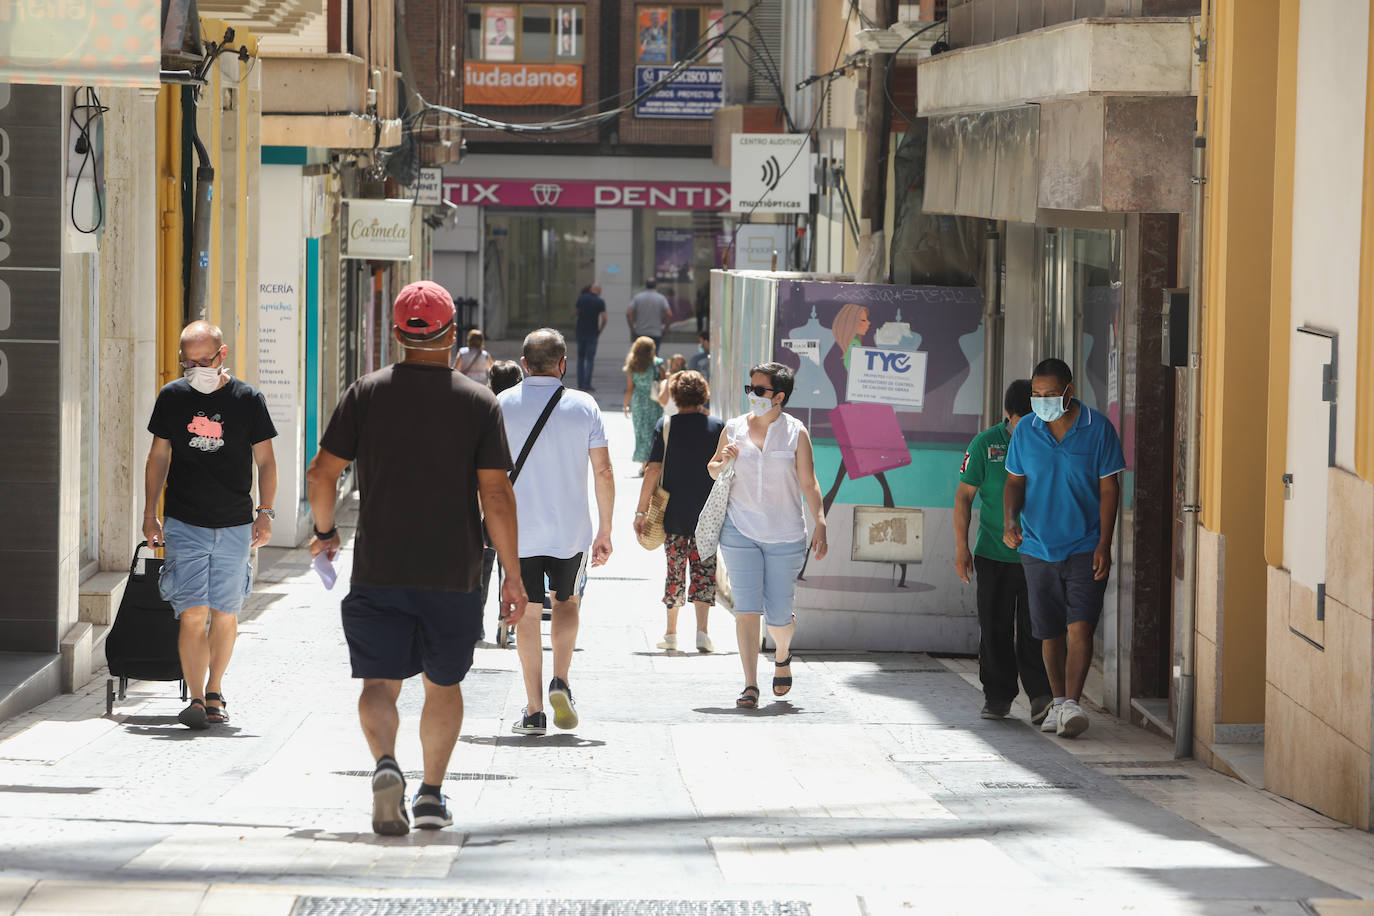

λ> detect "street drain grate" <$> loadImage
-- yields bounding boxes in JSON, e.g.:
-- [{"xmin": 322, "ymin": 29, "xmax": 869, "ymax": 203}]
[
  {"xmin": 291, "ymin": 898, "xmax": 811, "ymax": 916},
  {"xmin": 981, "ymin": 781, "xmax": 1079, "ymax": 790},
  {"xmin": 331, "ymin": 771, "xmax": 515, "ymax": 781},
  {"xmin": 1114, "ymin": 773, "xmax": 1191, "ymax": 781},
  {"xmin": 1088, "ymin": 760, "xmax": 1187, "ymax": 768}
]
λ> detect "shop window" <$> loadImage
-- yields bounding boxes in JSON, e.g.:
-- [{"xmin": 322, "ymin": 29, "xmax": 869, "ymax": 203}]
[
  {"xmin": 467, "ymin": 4, "xmax": 585, "ymax": 63},
  {"xmin": 1040, "ymin": 227, "xmax": 1122, "ymax": 417},
  {"xmin": 634, "ymin": 208, "xmax": 730, "ymax": 336},
  {"xmin": 635, "ymin": 4, "xmax": 725, "ymax": 64}
]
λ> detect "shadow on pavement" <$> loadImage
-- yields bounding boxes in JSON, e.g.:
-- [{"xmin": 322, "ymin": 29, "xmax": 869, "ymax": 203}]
[
  {"xmin": 460, "ymin": 734, "xmax": 606, "ymax": 748},
  {"xmin": 692, "ymin": 701, "xmax": 808, "ymax": 717},
  {"xmin": 287, "ymin": 828, "xmax": 468, "ymax": 847},
  {"xmin": 121, "ymin": 724, "xmax": 255, "ymax": 740}
]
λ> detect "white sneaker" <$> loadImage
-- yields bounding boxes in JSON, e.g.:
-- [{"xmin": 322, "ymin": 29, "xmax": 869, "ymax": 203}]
[
  {"xmin": 696, "ymin": 631, "xmax": 714, "ymax": 653},
  {"xmin": 656, "ymin": 634, "xmax": 677, "ymax": 651},
  {"xmin": 1057, "ymin": 701, "xmax": 1090, "ymax": 738},
  {"xmin": 1040, "ymin": 704, "xmax": 1061, "ymax": 733}
]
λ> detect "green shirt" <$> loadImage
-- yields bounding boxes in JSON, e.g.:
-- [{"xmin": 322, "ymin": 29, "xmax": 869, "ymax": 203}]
[{"xmin": 959, "ymin": 421, "xmax": 1020, "ymax": 563}]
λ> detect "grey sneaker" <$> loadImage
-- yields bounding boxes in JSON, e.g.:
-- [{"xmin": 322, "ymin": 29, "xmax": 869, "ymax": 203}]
[
  {"xmin": 980, "ymin": 700, "xmax": 1012, "ymax": 719},
  {"xmin": 1040, "ymin": 704, "xmax": 1062, "ymax": 733},
  {"xmin": 370, "ymin": 759, "xmax": 409, "ymax": 836},
  {"xmin": 548, "ymin": 677, "xmax": 579, "ymax": 730},
  {"xmin": 411, "ymin": 791, "xmax": 452, "ymax": 830},
  {"xmin": 1030, "ymin": 695, "xmax": 1054, "ymax": 725},
  {"xmin": 1057, "ymin": 701, "xmax": 1090, "ymax": 738},
  {"xmin": 511, "ymin": 708, "xmax": 547, "ymax": 735}
]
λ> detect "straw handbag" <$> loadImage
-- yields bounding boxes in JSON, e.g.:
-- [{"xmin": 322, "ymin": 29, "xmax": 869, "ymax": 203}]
[{"xmin": 637, "ymin": 418, "xmax": 671, "ymax": 550}]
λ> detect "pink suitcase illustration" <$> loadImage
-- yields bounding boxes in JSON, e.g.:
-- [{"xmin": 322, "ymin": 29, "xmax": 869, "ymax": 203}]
[{"xmin": 829, "ymin": 403, "xmax": 911, "ymax": 478}]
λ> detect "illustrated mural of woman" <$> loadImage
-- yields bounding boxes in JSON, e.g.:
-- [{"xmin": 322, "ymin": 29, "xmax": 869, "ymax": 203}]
[{"xmin": 801, "ymin": 303, "xmax": 909, "ymax": 586}]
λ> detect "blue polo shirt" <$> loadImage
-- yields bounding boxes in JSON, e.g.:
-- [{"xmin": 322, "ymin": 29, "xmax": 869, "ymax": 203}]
[{"xmin": 1005, "ymin": 400, "xmax": 1125, "ymax": 562}]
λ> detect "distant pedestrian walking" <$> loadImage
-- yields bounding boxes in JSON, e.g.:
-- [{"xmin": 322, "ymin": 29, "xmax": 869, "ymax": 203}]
[
  {"xmin": 479, "ymin": 361, "xmax": 526, "ymax": 639},
  {"xmin": 1004, "ymin": 358, "xmax": 1124, "ymax": 739},
  {"xmin": 573, "ymin": 284, "xmax": 607, "ymax": 391},
  {"xmin": 955, "ymin": 379, "xmax": 1052, "ymax": 724},
  {"xmin": 707, "ymin": 362, "xmax": 827, "ymax": 709},
  {"xmin": 687, "ymin": 330, "xmax": 711, "ymax": 383},
  {"xmin": 626, "ymin": 278, "xmax": 673, "ymax": 352},
  {"xmin": 500, "ymin": 329, "xmax": 615, "ymax": 736},
  {"xmin": 143, "ymin": 321, "xmax": 278, "ymax": 731},
  {"xmin": 634, "ymin": 370, "xmax": 724, "ymax": 654},
  {"xmin": 623, "ymin": 337, "xmax": 665, "ymax": 474},
  {"xmin": 455, "ymin": 329, "xmax": 493, "ymax": 385},
  {"xmin": 656, "ymin": 353, "xmax": 688, "ymax": 418},
  {"xmin": 305, "ymin": 280, "xmax": 527, "ymax": 835}
]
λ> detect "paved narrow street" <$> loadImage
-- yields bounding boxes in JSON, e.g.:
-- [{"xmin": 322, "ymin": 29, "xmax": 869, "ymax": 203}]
[{"xmin": 1, "ymin": 404, "xmax": 1372, "ymax": 916}]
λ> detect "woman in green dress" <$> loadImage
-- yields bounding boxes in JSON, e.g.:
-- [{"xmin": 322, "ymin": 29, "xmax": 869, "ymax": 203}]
[{"xmin": 622, "ymin": 336, "xmax": 665, "ymax": 476}]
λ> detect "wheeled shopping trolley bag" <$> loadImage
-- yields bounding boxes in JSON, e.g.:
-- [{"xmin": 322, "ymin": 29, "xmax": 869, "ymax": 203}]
[{"xmin": 104, "ymin": 541, "xmax": 186, "ymax": 715}]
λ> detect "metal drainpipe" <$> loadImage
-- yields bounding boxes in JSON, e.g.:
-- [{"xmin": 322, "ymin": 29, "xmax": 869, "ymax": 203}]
[
  {"xmin": 1176, "ymin": 2, "xmax": 1211, "ymax": 760},
  {"xmin": 983, "ymin": 226, "xmax": 1003, "ymax": 427},
  {"xmin": 188, "ymin": 126, "xmax": 214, "ymax": 322}
]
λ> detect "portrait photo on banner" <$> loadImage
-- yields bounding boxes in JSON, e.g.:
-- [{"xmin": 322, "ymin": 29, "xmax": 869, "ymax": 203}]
[
  {"xmin": 638, "ymin": 7, "xmax": 670, "ymax": 62},
  {"xmin": 556, "ymin": 6, "xmax": 582, "ymax": 60},
  {"xmin": 485, "ymin": 5, "xmax": 517, "ymax": 61}
]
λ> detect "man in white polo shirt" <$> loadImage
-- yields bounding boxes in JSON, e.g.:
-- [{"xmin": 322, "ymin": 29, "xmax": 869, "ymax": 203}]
[{"xmin": 499, "ymin": 328, "xmax": 615, "ymax": 735}]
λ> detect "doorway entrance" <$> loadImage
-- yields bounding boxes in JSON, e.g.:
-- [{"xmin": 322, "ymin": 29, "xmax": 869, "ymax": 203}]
[{"xmin": 484, "ymin": 210, "xmax": 595, "ymax": 338}]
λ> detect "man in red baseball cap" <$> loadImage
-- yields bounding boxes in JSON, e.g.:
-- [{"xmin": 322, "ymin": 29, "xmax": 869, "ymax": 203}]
[{"xmin": 306, "ymin": 280, "xmax": 527, "ymax": 836}]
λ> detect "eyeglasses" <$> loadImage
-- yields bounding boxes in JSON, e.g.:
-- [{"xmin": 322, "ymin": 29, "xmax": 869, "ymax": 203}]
[
  {"xmin": 179, "ymin": 349, "xmax": 224, "ymax": 369},
  {"xmin": 744, "ymin": 385, "xmax": 778, "ymax": 398}
]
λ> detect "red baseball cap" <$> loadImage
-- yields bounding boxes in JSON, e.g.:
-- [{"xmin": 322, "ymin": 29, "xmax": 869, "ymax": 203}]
[{"xmin": 392, "ymin": 280, "xmax": 455, "ymax": 337}]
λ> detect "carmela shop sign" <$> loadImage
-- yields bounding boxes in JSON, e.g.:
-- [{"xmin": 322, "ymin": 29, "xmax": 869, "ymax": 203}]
[
  {"xmin": 464, "ymin": 63, "xmax": 583, "ymax": 106},
  {"xmin": 444, "ymin": 178, "xmax": 730, "ymax": 210},
  {"xmin": 343, "ymin": 199, "xmax": 414, "ymax": 260}
]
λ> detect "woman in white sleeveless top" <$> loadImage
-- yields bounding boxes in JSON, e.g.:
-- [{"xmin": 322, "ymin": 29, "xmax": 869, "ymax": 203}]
[
  {"xmin": 456, "ymin": 329, "xmax": 493, "ymax": 384},
  {"xmin": 706, "ymin": 362, "xmax": 828, "ymax": 709}
]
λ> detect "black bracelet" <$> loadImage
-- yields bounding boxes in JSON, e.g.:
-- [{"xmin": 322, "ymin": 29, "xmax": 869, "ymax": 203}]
[{"xmin": 313, "ymin": 525, "xmax": 338, "ymax": 541}]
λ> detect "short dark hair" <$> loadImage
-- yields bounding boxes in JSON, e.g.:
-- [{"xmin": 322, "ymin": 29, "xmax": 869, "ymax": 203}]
[
  {"xmin": 489, "ymin": 360, "xmax": 523, "ymax": 395},
  {"xmin": 1004, "ymin": 379, "xmax": 1032, "ymax": 418},
  {"xmin": 697, "ymin": 330, "xmax": 709, "ymax": 341},
  {"xmin": 523, "ymin": 328, "xmax": 567, "ymax": 374},
  {"xmin": 1031, "ymin": 358, "xmax": 1073, "ymax": 388},
  {"xmin": 749, "ymin": 361, "xmax": 794, "ymax": 406},
  {"xmin": 645, "ymin": 278, "xmax": 657, "ymax": 289}
]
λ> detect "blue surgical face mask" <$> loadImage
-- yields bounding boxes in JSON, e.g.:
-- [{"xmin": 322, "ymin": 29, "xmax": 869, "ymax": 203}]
[{"xmin": 1031, "ymin": 394, "xmax": 1067, "ymax": 423}]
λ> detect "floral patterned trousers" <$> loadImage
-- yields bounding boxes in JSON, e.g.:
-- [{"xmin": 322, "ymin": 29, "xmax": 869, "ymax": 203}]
[{"xmin": 663, "ymin": 534, "xmax": 718, "ymax": 609}]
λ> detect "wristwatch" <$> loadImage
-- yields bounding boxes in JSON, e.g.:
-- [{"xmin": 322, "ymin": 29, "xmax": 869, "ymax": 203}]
[{"xmin": 255, "ymin": 506, "xmax": 276, "ymax": 520}]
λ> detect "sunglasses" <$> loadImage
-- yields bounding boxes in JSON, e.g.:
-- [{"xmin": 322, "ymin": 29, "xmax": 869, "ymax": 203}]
[{"xmin": 744, "ymin": 385, "xmax": 778, "ymax": 398}]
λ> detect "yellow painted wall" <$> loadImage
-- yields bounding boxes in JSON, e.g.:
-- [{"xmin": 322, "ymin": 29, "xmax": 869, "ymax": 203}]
[
  {"xmin": 1199, "ymin": 0, "xmax": 1282, "ymax": 724},
  {"xmin": 1358, "ymin": 6, "xmax": 1374, "ymax": 484}
]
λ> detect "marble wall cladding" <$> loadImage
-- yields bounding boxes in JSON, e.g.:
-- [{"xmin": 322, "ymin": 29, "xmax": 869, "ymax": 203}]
[
  {"xmin": 1326, "ymin": 468, "xmax": 1374, "ymax": 618},
  {"xmin": 1102, "ymin": 97, "xmax": 1194, "ymax": 213},
  {"xmin": 1194, "ymin": 628, "xmax": 1218, "ymax": 751},
  {"xmin": 1196, "ymin": 526, "xmax": 1221, "ymax": 643},
  {"xmin": 1037, "ymin": 97, "xmax": 1106, "ymax": 212},
  {"xmin": 1266, "ymin": 682, "xmax": 1372, "ymax": 830},
  {"xmin": 1289, "ymin": 572, "xmax": 1325, "ymax": 649}
]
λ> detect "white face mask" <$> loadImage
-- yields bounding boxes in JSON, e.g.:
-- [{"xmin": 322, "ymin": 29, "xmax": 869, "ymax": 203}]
[
  {"xmin": 747, "ymin": 393, "xmax": 775, "ymax": 416},
  {"xmin": 185, "ymin": 366, "xmax": 223, "ymax": 395}
]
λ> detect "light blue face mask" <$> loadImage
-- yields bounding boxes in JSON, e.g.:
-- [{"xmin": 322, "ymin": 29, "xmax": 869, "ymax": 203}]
[{"xmin": 1031, "ymin": 394, "xmax": 1068, "ymax": 423}]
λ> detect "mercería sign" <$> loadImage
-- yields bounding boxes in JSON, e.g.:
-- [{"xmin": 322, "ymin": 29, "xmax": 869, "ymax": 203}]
[
  {"xmin": 342, "ymin": 198, "xmax": 414, "ymax": 260},
  {"xmin": 443, "ymin": 178, "xmax": 730, "ymax": 210}
]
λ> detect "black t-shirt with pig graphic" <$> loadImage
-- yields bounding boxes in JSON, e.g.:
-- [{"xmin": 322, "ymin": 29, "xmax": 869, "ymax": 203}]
[{"xmin": 148, "ymin": 376, "xmax": 278, "ymax": 528}]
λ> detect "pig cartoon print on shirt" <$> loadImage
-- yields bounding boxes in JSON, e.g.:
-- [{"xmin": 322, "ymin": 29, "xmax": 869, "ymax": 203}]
[{"xmin": 188, "ymin": 413, "xmax": 226, "ymax": 453}]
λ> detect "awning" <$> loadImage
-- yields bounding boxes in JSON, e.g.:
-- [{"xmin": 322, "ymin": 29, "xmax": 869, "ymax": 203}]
[{"xmin": 0, "ymin": 1, "xmax": 162, "ymax": 88}]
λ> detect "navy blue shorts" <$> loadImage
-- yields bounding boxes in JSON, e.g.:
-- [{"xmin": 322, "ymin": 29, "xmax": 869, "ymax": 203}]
[
  {"xmin": 1020, "ymin": 552, "xmax": 1109, "ymax": 640},
  {"xmin": 341, "ymin": 586, "xmax": 483, "ymax": 687}
]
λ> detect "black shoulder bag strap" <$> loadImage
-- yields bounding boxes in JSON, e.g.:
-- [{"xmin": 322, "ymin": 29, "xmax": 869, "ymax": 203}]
[{"xmin": 509, "ymin": 386, "xmax": 565, "ymax": 485}]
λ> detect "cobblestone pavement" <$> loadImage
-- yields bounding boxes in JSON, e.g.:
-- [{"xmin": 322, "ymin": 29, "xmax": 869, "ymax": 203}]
[{"xmin": 2, "ymin": 407, "xmax": 1373, "ymax": 916}]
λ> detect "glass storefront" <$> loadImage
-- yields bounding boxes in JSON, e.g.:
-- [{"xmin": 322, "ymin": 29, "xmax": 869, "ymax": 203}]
[
  {"xmin": 484, "ymin": 209, "xmax": 595, "ymax": 335},
  {"xmin": 635, "ymin": 208, "xmax": 731, "ymax": 335},
  {"xmin": 1040, "ymin": 227, "xmax": 1122, "ymax": 416}
]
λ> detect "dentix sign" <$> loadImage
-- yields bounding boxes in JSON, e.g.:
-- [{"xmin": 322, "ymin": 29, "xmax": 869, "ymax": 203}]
[{"xmin": 343, "ymin": 199, "xmax": 414, "ymax": 260}]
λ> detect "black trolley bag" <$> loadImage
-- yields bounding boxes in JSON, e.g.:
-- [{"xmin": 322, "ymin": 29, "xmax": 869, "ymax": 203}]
[{"xmin": 104, "ymin": 540, "xmax": 187, "ymax": 715}]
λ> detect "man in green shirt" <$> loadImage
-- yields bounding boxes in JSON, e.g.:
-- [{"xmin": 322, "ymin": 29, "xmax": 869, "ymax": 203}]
[{"xmin": 955, "ymin": 380, "xmax": 1052, "ymax": 722}]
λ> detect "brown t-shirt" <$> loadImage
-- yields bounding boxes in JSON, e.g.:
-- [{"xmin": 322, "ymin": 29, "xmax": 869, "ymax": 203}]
[{"xmin": 320, "ymin": 363, "xmax": 512, "ymax": 592}]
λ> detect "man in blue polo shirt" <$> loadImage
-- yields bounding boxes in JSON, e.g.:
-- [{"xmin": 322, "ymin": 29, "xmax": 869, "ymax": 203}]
[{"xmin": 1004, "ymin": 358, "xmax": 1125, "ymax": 739}]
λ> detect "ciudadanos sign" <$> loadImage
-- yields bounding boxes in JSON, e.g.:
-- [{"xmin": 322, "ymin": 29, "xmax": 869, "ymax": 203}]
[{"xmin": 342, "ymin": 199, "xmax": 414, "ymax": 261}]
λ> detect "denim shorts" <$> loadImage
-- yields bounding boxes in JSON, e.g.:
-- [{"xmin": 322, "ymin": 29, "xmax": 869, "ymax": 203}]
[
  {"xmin": 1020, "ymin": 551, "xmax": 1109, "ymax": 639},
  {"xmin": 341, "ymin": 586, "xmax": 483, "ymax": 687},
  {"xmin": 158, "ymin": 517, "xmax": 254, "ymax": 616},
  {"xmin": 718, "ymin": 517, "xmax": 807, "ymax": 627}
]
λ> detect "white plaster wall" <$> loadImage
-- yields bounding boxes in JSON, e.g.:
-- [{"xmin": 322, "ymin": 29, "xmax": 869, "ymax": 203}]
[
  {"xmin": 1288, "ymin": 0, "xmax": 1370, "ymax": 474},
  {"xmin": 443, "ymin": 155, "xmax": 728, "ymax": 183}
]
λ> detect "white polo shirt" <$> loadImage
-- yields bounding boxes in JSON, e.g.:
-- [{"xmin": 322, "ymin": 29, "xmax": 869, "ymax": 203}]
[{"xmin": 498, "ymin": 376, "xmax": 608, "ymax": 559}]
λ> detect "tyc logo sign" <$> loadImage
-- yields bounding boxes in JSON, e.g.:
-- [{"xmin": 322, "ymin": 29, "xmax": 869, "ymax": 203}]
[
  {"xmin": 846, "ymin": 347, "xmax": 928, "ymax": 410},
  {"xmin": 865, "ymin": 350, "xmax": 914, "ymax": 373}
]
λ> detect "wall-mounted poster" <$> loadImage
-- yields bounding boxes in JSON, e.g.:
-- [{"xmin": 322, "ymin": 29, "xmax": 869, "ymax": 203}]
[
  {"xmin": 707, "ymin": 10, "xmax": 725, "ymax": 64},
  {"xmin": 638, "ymin": 7, "xmax": 670, "ymax": 62},
  {"xmin": 484, "ymin": 5, "xmax": 517, "ymax": 61},
  {"xmin": 556, "ymin": 6, "xmax": 582, "ymax": 60}
]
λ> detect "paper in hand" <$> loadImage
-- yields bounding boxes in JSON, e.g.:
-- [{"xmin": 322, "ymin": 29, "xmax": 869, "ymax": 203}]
[{"xmin": 312, "ymin": 552, "xmax": 338, "ymax": 590}]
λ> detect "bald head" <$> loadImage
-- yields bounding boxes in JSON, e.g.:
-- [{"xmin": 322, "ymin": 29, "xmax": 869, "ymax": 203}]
[
  {"xmin": 179, "ymin": 321, "xmax": 225, "ymax": 363},
  {"xmin": 522, "ymin": 328, "xmax": 567, "ymax": 376}
]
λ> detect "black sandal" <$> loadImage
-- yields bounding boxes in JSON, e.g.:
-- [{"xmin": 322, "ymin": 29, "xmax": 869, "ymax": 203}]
[
  {"xmin": 736, "ymin": 686, "xmax": 760, "ymax": 709},
  {"xmin": 205, "ymin": 693, "xmax": 229, "ymax": 724},
  {"xmin": 178, "ymin": 698, "xmax": 210, "ymax": 730},
  {"xmin": 773, "ymin": 655, "xmax": 794, "ymax": 696}
]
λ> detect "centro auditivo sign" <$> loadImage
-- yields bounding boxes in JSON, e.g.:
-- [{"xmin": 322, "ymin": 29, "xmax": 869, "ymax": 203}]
[{"xmin": 343, "ymin": 199, "xmax": 414, "ymax": 260}]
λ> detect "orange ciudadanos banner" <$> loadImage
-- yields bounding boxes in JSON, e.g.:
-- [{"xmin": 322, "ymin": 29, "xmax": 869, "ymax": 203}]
[{"xmin": 463, "ymin": 63, "xmax": 583, "ymax": 106}]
